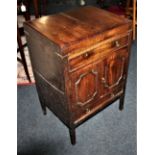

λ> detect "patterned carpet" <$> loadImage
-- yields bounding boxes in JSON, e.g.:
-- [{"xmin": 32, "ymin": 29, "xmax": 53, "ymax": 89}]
[
  {"xmin": 17, "ymin": 42, "xmax": 35, "ymax": 84},
  {"xmin": 17, "ymin": 16, "xmax": 35, "ymax": 85}
]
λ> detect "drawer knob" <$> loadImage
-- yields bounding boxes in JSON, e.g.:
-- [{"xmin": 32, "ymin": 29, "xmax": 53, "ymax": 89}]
[
  {"xmin": 123, "ymin": 75, "xmax": 126, "ymax": 80},
  {"xmin": 86, "ymin": 108, "xmax": 90, "ymax": 113},
  {"xmin": 83, "ymin": 51, "xmax": 93, "ymax": 59},
  {"xmin": 101, "ymin": 77, "xmax": 108, "ymax": 88},
  {"xmin": 115, "ymin": 40, "xmax": 120, "ymax": 47},
  {"xmin": 111, "ymin": 93, "xmax": 115, "ymax": 98}
]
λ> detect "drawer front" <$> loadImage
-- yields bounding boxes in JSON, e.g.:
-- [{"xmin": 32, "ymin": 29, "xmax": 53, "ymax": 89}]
[{"xmin": 68, "ymin": 34, "xmax": 129, "ymax": 72}]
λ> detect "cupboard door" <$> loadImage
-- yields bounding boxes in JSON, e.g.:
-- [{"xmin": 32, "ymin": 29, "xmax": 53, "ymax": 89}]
[
  {"xmin": 70, "ymin": 62, "xmax": 101, "ymax": 109},
  {"xmin": 101, "ymin": 48, "xmax": 128, "ymax": 94}
]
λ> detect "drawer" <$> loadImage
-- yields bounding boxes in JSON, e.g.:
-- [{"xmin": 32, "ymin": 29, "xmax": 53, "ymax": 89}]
[{"xmin": 68, "ymin": 35, "xmax": 129, "ymax": 72}]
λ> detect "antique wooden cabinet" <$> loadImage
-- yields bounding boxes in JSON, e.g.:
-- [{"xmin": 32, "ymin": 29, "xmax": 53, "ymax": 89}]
[{"xmin": 24, "ymin": 6, "xmax": 132, "ymax": 145}]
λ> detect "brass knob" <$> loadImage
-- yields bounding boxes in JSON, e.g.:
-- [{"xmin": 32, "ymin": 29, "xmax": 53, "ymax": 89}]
[
  {"xmin": 87, "ymin": 94, "xmax": 91, "ymax": 97},
  {"xmin": 86, "ymin": 108, "xmax": 90, "ymax": 113},
  {"xmin": 83, "ymin": 52, "xmax": 89, "ymax": 58},
  {"xmin": 115, "ymin": 40, "xmax": 120, "ymax": 47},
  {"xmin": 101, "ymin": 77, "xmax": 108, "ymax": 88},
  {"xmin": 111, "ymin": 93, "xmax": 115, "ymax": 98},
  {"xmin": 83, "ymin": 51, "xmax": 93, "ymax": 59},
  {"xmin": 101, "ymin": 77, "xmax": 105, "ymax": 83}
]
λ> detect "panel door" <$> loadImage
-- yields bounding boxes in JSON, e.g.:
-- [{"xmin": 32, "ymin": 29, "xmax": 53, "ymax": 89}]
[
  {"xmin": 69, "ymin": 62, "xmax": 102, "ymax": 109},
  {"xmin": 101, "ymin": 48, "xmax": 129, "ymax": 95}
]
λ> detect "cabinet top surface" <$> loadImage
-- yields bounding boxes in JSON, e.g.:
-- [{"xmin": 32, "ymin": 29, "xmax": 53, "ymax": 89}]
[{"xmin": 25, "ymin": 6, "xmax": 131, "ymax": 54}]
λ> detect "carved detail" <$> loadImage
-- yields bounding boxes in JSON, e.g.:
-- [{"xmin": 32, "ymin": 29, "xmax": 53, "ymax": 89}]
[
  {"xmin": 75, "ymin": 69, "xmax": 98, "ymax": 107},
  {"xmin": 102, "ymin": 56, "xmax": 125, "ymax": 89}
]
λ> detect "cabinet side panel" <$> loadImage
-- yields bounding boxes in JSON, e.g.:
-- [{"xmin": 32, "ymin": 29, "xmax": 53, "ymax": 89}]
[
  {"xmin": 34, "ymin": 73, "xmax": 70, "ymax": 126},
  {"xmin": 24, "ymin": 24, "xmax": 70, "ymax": 126},
  {"xmin": 24, "ymin": 24, "xmax": 65, "ymax": 91}
]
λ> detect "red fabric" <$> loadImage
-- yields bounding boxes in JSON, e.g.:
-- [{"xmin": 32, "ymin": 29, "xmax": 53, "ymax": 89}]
[{"xmin": 107, "ymin": 5, "xmax": 125, "ymax": 15}]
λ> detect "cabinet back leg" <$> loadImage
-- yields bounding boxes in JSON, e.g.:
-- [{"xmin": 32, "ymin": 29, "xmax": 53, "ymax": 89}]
[
  {"xmin": 42, "ymin": 103, "xmax": 47, "ymax": 115},
  {"xmin": 119, "ymin": 95, "xmax": 125, "ymax": 111},
  {"xmin": 69, "ymin": 128, "xmax": 76, "ymax": 145},
  {"xmin": 41, "ymin": 103, "xmax": 47, "ymax": 115},
  {"xmin": 39, "ymin": 98, "xmax": 47, "ymax": 115}
]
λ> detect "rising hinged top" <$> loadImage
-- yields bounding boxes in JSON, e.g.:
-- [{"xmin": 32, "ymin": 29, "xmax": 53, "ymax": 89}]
[{"xmin": 25, "ymin": 6, "xmax": 132, "ymax": 56}]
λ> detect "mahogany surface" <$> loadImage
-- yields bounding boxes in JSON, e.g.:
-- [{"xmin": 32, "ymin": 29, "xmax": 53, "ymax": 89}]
[{"xmin": 24, "ymin": 6, "xmax": 132, "ymax": 145}]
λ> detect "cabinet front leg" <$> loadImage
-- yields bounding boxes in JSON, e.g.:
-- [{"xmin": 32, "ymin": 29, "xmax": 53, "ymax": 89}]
[
  {"xmin": 119, "ymin": 94, "xmax": 125, "ymax": 111},
  {"xmin": 69, "ymin": 128, "xmax": 76, "ymax": 145}
]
